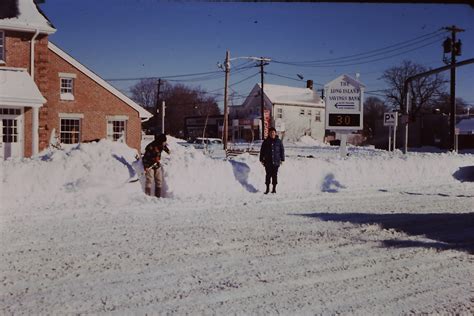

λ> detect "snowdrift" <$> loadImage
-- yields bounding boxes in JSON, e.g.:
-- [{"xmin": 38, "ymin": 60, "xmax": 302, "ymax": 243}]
[{"xmin": 1, "ymin": 138, "xmax": 472, "ymax": 210}]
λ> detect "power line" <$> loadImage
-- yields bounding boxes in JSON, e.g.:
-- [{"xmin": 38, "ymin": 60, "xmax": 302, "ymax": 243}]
[
  {"xmin": 275, "ymin": 37, "xmax": 443, "ymax": 68},
  {"xmin": 273, "ymin": 29, "xmax": 444, "ymax": 66},
  {"xmin": 266, "ymin": 72, "xmax": 325, "ymax": 86}
]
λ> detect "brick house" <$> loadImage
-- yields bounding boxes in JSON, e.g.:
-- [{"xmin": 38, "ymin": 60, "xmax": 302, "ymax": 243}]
[{"xmin": 0, "ymin": 0, "xmax": 152, "ymax": 159}]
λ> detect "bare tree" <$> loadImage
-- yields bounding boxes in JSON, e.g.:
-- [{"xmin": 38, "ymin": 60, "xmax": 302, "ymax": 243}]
[
  {"xmin": 429, "ymin": 93, "xmax": 469, "ymax": 115},
  {"xmin": 130, "ymin": 79, "xmax": 220, "ymax": 136},
  {"xmin": 381, "ymin": 60, "xmax": 446, "ymax": 118},
  {"xmin": 363, "ymin": 96, "xmax": 390, "ymax": 140},
  {"xmin": 130, "ymin": 78, "xmax": 160, "ymax": 110},
  {"xmin": 163, "ymin": 84, "xmax": 220, "ymax": 137}
]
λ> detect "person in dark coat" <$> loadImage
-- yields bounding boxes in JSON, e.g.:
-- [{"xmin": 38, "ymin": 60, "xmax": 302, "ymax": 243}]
[
  {"xmin": 259, "ymin": 127, "xmax": 285, "ymax": 194},
  {"xmin": 142, "ymin": 133, "xmax": 170, "ymax": 198}
]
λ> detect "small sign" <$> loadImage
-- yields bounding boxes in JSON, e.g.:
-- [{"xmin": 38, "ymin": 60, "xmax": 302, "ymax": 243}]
[
  {"xmin": 328, "ymin": 113, "xmax": 360, "ymax": 127},
  {"xmin": 334, "ymin": 102, "xmax": 356, "ymax": 109},
  {"xmin": 383, "ymin": 112, "xmax": 398, "ymax": 126},
  {"xmin": 455, "ymin": 128, "xmax": 460, "ymax": 135},
  {"xmin": 263, "ymin": 110, "xmax": 271, "ymax": 138}
]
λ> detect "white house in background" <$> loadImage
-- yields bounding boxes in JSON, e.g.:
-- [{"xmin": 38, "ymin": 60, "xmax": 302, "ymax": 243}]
[
  {"xmin": 456, "ymin": 117, "xmax": 474, "ymax": 149},
  {"xmin": 230, "ymin": 81, "xmax": 325, "ymax": 142}
]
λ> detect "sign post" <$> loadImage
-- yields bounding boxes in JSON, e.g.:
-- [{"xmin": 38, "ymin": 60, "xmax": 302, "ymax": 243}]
[
  {"xmin": 161, "ymin": 101, "xmax": 166, "ymax": 134},
  {"xmin": 383, "ymin": 112, "xmax": 398, "ymax": 151},
  {"xmin": 324, "ymin": 74, "xmax": 365, "ymax": 157},
  {"xmin": 388, "ymin": 126, "xmax": 392, "ymax": 151}
]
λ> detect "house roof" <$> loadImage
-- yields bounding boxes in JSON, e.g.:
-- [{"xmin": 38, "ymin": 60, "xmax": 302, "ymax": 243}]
[
  {"xmin": 0, "ymin": 0, "xmax": 56, "ymax": 34},
  {"xmin": 256, "ymin": 83, "xmax": 324, "ymax": 107},
  {"xmin": 457, "ymin": 118, "xmax": 474, "ymax": 134},
  {"xmin": 48, "ymin": 42, "xmax": 152, "ymax": 120},
  {"xmin": 0, "ymin": 67, "xmax": 46, "ymax": 107}
]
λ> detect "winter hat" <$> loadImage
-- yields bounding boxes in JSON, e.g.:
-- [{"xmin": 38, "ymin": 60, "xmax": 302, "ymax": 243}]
[{"xmin": 155, "ymin": 133, "xmax": 167, "ymax": 143}]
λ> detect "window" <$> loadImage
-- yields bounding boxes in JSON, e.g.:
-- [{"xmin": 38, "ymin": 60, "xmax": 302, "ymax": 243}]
[
  {"xmin": 300, "ymin": 109, "xmax": 305, "ymax": 116},
  {"xmin": 315, "ymin": 110, "xmax": 321, "ymax": 122},
  {"xmin": 2, "ymin": 119, "xmax": 18, "ymax": 143},
  {"xmin": 0, "ymin": 31, "xmax": 4, "ymax": 63},
  {"xmin": 0, "ymin": 108, "xmax": 21, "ymax": 115},
  {"xmin": 307, "ymin": 110, "xmax": 312, "ymax": 116},
  {"xmin": 276, "ymin": 108, "xmax": 283, "ymax": 118},
  {"xmin": 107, "ymin": 120, "xmax": 127, "ymax": 142},
  {"xmin": 59, "ymin": 73, "xmax": 77, "ymax": 101},
  {"xmin": 60, "ymin": 118, "xmax": 81, "ymax": 144},
  {"xmin": 60, "ymin": 78, "xmax": 74, "ymax": 99}
]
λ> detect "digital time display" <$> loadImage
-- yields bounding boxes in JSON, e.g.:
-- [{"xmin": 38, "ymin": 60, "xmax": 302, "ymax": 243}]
[{"xmin": 328, "ymin": 113, "xmax": 361, "ymax": 127}]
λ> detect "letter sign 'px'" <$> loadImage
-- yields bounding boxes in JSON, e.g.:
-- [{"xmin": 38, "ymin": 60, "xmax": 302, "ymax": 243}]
[{"xmin": 384, "ymin": 112, "xmax": 398, "ymax": 126}]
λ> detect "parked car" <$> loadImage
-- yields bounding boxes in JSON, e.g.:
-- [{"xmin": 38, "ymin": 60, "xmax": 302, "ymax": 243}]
[{"xmin": 192, "ymin": 137, "xmax": 223, "ymax": 149}]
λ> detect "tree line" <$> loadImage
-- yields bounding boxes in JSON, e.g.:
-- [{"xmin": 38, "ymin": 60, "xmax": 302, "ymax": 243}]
[
  {"xmin": 130, "ymin": 79, "xmax": 220, "ymax": 138},
  {"xmin": 364, "ymin": 60, "xmax": 470, "ymax": 143},
  {"xmin": 130, "ymin": 60, "xmax": 470, "ymax": 142}
]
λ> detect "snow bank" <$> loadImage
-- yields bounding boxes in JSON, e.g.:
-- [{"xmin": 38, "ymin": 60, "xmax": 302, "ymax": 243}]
[
  {"xmin": 1, "ymin": 139, "xmax": 472, "ymax": 211},
  {"xmin": 0, "ymin": 140, "xmax": 145, "ymax": 211},
  {"xmin": 294, "ymin": 135, "xmax": 328, "ymax": 147}
]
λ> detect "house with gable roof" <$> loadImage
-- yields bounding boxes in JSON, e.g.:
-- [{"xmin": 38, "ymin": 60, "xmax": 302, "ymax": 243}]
[
  {"xmin": 0, "ymin": 0, "xmax": 152, "ymax": 159},
  {"xmin": 230, "ymin": 80, "xmax": 325, "ymax": 142}
]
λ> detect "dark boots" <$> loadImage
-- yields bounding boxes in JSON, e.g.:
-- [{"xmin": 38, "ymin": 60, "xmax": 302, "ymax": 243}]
[
  {"xmin": 264, "ymin": 184, "xmax": 277, "ymax": 194},
  {"xmin": 264, "ymin": 184, "xmax": 270, "ymax": 194},
  {"xmin": 145, "ymin": 187, "xmax": 162, "ymax": 198}
]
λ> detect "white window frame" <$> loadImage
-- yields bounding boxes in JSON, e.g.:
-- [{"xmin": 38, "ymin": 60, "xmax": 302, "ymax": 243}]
[
  {"xmin": 59, "ymin": 73, "xmax": 77, "ymax": 101},
  {"xmin": 0, "ymin": 31, "xmax": 5, "ymax": 64},
  {"xmin": 276, "ymin": 108, "xmax": 283, "ymax": 119},
  {"xmin": 315, "ymin": 110, "xmax": 321, "ymax": 122},
  {"xmin": 107, "ymin": 115, "xmax": 128, "ymax": 142},
  {"xmin": 59, "ymin": 113, "xmax": 83, "ymax": 144}
]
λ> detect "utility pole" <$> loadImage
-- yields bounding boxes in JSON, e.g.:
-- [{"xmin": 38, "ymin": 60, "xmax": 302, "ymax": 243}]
[
  {"xmin": 443, "ymin": 25, "xmax": 464, "ymax": 151},
  {"xmin": 223, "ymin": 50, "xmax": 230, "ymax": 150},
  {"xmin": 402, "ymin": 57, "xmax": 474, "ymax": 154},
  {"xmin": 220, "ymin": 54, "xmax": 271, "ymax": 143},
  {"xmin": 259, "ymin": 58, "xmax": 270, "ymax": 140},
  {"xmin": 155, "ymin": 78, "xmax": 162, "ymax": 134}
]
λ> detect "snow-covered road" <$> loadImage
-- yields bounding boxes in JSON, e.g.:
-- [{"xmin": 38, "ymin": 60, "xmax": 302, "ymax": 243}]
[
  {"xmin": 1, "ymin": 139, "xmax": 473, "ymax": 314},
  {"xmin": 1, "ymin": 184, "xmax": 473, "ymax": 314}
]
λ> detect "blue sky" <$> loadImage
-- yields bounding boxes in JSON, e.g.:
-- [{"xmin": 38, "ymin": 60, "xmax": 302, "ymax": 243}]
[{"xmin": 42, "ymin": 1, "xmax": 474, "ymax": 109}]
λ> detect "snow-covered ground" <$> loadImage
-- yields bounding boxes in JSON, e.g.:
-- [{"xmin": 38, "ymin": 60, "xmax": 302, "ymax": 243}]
[{"xmin": 1, "ymin": 137, "xmax": 473, "ymax": 314}]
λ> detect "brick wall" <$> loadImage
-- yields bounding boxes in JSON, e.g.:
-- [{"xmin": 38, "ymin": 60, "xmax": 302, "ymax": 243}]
[
  {"xmin": 3, "ymin": 31, "xmax": 143, "ymax": 156},
  {"xmin": 41, "ymin": 49, "xmax": 142, "ymax": 153}
]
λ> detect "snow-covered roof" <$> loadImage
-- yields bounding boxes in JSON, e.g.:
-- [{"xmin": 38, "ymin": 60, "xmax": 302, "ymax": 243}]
[
  {"xmin": 48, "ymin": 42, "xmax": 152, "ymax": 120},
  {"xmin": 457, "ymin": 118, "xmax": 474, "ymax": 134},
  {"xmin": 257, "ymin": 83, "xmax": 324, "ymax": 107},
  {"xmin": 0, "ymin": 67, "xmax": 46, "ymax": 107},
  {"xmin": 325, "ymin": 74, "xmax": 366, "ymax": 90},
  {"xmin": 0, "ymin": 0, "xmax": 56, "ymax": 34}
]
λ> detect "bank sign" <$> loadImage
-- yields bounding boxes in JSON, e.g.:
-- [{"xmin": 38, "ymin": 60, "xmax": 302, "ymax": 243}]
[{"xmin": 324, "ymin": 74, "xmax": 365, "ymax": 131}]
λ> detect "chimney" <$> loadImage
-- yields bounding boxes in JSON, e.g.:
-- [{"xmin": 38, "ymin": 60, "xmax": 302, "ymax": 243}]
[{"xmin": 306, "ymin": 80, "xmax": 313, "ymax": 90}]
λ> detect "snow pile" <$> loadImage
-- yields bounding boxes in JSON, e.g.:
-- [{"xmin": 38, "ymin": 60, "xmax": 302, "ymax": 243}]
[
  {"xmin": 1, "ymin": 138, "xmax": 473, "ymax": 210},
  {"xmin": 294, "ymin": 135, "xmax": 328, "ymax": 147},
  {"xmin": 161, "ymin": 137, "xmax": 250, "ymax": 199},
  {"xmin": 0, "ymin": 140, "xmax": 145, "ymax": 211}
]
